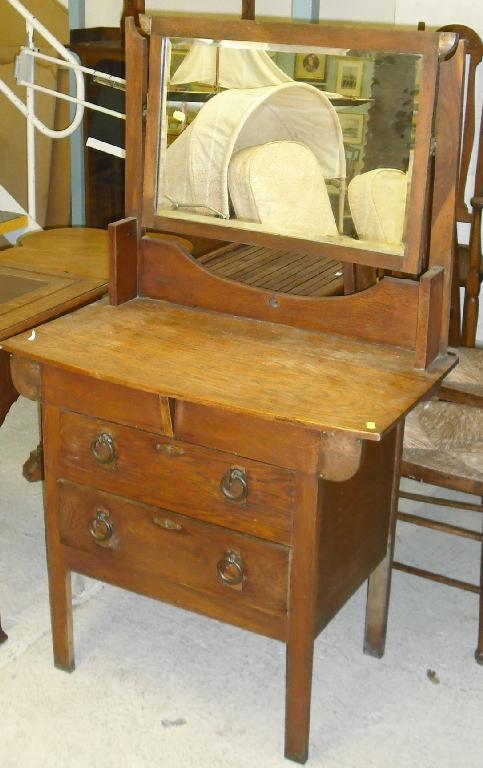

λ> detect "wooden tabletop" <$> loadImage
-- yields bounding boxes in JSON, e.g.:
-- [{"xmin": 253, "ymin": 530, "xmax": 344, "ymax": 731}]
[
  {"xmin": 3, "ymin": 297, "xmax": 455, "ymax": 439},
  {"xmin": 0, "ymin": 228, "xmax": 108, "ymax": 341}
]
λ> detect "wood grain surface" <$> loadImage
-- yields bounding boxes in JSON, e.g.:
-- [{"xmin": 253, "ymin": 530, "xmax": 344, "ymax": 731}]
[
  {"xmin": 4, "ymin": 298, "xmax": 454, "ymax": 439},
  {"xmin": 58, "ymin": 410, "xmax": 295, "ymax": 544},
  {"xmin": 13, "ymin": 228, "xmax": 109, "ymax": 276},
  {"xmin": 0, "ymin": 228, "xmax": 108, "ymax": 340},
  {"xmin": 58, "ymin": 479, "xmax": 290, "ymax": 616},
  {"xmin": 140, "ymin": 239, "xmax": 422, "ymax": 348}
]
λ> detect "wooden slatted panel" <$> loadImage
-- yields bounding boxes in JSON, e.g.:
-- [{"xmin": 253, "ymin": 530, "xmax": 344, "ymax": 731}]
[{"xmin": 197, "ymin": 244, "xmax": 343, "ymax": 297}]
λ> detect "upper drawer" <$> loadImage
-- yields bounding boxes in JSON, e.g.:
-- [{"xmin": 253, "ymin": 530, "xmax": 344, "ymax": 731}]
[{"xmin": 58, "ymin": 410, "xmax": 295, "ymax": 545}]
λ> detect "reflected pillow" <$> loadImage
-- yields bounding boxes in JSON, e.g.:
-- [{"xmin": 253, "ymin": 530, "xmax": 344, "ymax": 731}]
[
  {"xmin": 228, "ymin": 141, "xmax": 338, "ymax": 237},
  {"xmin": 348, "ymin": 168, "xmax": 407, "ymax": 245}
]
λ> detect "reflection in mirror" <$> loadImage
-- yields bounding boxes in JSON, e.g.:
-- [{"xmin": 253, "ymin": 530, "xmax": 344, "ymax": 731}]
[{"xmin": 156, "ymin": 38, "xmax": 422, "ymax": 291}]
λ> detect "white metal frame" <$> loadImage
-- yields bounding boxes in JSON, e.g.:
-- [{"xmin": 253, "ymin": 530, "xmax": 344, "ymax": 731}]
[{"xmin": 0, "ymin": 0, "xmax": 125, "ymax": 225}]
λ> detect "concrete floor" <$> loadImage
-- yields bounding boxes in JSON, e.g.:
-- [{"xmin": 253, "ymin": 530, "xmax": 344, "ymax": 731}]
[{"xmin": 0, "ymin": 397, "xmax": 482, "ymax": 768}]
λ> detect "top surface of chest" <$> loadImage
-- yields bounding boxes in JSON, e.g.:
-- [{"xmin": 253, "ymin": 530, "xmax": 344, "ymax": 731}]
[{"xmin": 3, "ymin": 296, "xmax": 453, "ymax": 439}]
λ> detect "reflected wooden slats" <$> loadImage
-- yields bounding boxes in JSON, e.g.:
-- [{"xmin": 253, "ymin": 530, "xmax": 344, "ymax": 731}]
[{"xmin": 196, "ymin": 243, "xmax": 343, "ymax": 297}]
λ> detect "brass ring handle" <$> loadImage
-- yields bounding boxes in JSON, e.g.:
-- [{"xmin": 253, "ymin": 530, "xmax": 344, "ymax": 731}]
[
  {"xmin": 217, "ymin": 551, "xmax": 244, "ymax": 587},
  {"xmin": 88, "ymin": 509, "xmax": 113, "ymax": 543},
  {"xmin": 91, "ymin": 432, "xmax": 116, "ymax": 465},
  {"xmin": 220, "ymin": 467, "xmax": 248, "ymax": 502}
]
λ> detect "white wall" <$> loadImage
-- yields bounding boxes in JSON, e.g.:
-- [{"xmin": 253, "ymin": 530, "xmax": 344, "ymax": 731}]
[
  {"xmin": 59, "ymin": 1, "xmax": 293, "ymax": 27},
  {"xmin": 70, "ymin": 0, "xmax": 482, "ymax": 31}
]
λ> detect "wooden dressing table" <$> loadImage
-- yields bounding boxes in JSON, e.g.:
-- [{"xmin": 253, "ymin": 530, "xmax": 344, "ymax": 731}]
[{"xmin": 3, "ymin": 14, "xmax": 464, "ymax": 763}]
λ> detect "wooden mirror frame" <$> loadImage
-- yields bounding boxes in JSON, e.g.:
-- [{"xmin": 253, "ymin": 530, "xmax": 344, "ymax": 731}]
[
  {"xmin": 141, "ymin": 17, "xmax": 449, "ymax": 275},
  {"xmin": 118, "ymin": 18, "xmax": 463, "ymax": 371}
]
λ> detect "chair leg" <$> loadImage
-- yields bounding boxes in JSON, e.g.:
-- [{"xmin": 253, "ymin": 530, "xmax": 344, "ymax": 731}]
[
  {"xmin": 461, "ymin": 198, "xmax": 482, "ymax": 348},
  {"xmin": 448, "ymin": 235, "xmax": 461, "ymax": 347},
  {"xmin": 476, "ymin": 508, "xmax": 483, "ymax": 665}
]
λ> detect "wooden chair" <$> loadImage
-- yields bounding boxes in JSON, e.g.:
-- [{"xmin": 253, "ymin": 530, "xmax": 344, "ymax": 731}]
[
  {"xmin": 364, "ymin": 318, "xmax": 483, "ymax": 665},
  {"xmin": 441, "ymin": 25, "xmax": 482, "ymax": 347},
  {"xmin": 348, "ymin": 179, "xmax": 483, "ymax": 666},
  {"xmin": 363, "ymin": 26, "xmax": 483, "ymax": 664},
  {"xmin": 394, "ymin": 120, "xmax": 483, "ymax": 663},
  {"xmin": 396, "ymin": 397, "xmax": 483, "ymax": 663},
  {"xmin": 460, "ymin": 142, "xmax": 482, "ymax": 347}
]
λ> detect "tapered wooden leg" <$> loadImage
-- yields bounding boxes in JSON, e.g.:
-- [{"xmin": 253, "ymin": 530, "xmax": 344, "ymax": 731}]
[
  {"xmin": 42, "ymin": 404, "xmax": 75, "ymax": 672},
  {"xmin": 364, "ymin": 421, "xmax": 404, "ymax": 658},
  {"xmin": 48, "ymin": 562, "xmax": 75, "ymax": 672},
  {"xmin": 476, "ymin": 508, "xmax": 483, "ymax": 665},
  {"xmin": 0, "ymin": 616, "xmax": 7, "ymax": 644},
  {"xmin": 285, "ymin": 476, "xmax": 320, "ymax": 764}
]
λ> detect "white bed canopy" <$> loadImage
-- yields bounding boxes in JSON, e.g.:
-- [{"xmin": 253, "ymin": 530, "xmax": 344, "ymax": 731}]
[
  {"xmin": 161, "ymin": 81, "xmax": 346, "ymax": 222},
  {"xmin": 170, "ymin": 41, "xmax": 292, "ymax": 90}
]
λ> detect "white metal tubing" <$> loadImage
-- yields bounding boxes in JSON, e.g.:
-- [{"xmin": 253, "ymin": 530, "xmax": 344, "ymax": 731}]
[
  {"xmin": 5, "ymin": 0, "xmax": 85, "ymax": 138},
  {"xmin": 22, "ymin": 48, "xmax": 126, "ymax": 87},
  {"xmin": 26, "ymin": 21, "xmax": 36, "ymax": 222},
  {"xmin": 19, "ymin": 81, "xmax": 126, "ymax": 120}
]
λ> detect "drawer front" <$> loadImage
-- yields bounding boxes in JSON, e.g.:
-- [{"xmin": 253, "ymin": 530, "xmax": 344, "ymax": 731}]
[
  {"xmin": 58, "ymin": 480, "xmax": 289, "ymax": 618},
  {"xmin": 58, "ymin": 410, "xmax": 295, "ymax": 544}
]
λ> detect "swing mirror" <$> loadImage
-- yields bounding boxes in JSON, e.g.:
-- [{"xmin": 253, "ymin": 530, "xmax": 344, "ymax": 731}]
[{"xmin": 143, "ymin": 19, "xmax": 441, "ymax": 275}]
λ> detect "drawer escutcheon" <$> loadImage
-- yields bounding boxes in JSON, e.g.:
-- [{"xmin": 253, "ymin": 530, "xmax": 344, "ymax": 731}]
[
  {"xmin": 220, "ymin": 467, "xmax": 248, "ymax": 503},
  {"xmin": 217, "ymin": 550, "xmax": 244, "ymax": 589},
  {"xmin": 88, "ymin": 508, "xmax": 113, "ymax": 543},
  {"xmin": 91, "ymin": 432, "xmax": 116, "ymax": 465}
]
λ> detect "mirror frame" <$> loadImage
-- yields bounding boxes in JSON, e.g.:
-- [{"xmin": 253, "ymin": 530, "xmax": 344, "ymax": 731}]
[{"xmin": 142, "ymin": 17, "xmax": 443, "ymax": 275}]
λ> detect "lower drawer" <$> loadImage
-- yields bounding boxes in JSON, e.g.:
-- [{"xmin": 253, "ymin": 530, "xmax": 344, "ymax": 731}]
[{"xmin": 57, "ymin": 481, "xmax": 290, "ymax": 631}]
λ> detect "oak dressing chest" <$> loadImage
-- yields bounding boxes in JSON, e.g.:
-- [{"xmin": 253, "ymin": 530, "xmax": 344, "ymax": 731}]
[{"xmin": 3, "ymin": 12, "xmax": 465, "ymax": 763}]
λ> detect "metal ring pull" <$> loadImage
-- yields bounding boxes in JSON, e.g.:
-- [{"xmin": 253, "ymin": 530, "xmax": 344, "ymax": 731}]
[
  {"xmin": 91, "ymin": 432, "xmax": 116, "ymax": 465},
  {"xmin": 220, "ymin": 467, "xmax": 248, "ymax": 502},
  {"xmin": 217, "ymin": 551, "xmax": 244, "ymax": 587},
  {"xmin": 88, "ymin": 508, "xmax": 113, "ymax": 543}
]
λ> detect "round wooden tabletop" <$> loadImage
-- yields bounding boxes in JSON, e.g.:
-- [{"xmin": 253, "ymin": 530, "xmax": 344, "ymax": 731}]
[
  {"xmin": 18, "ymin": 227, "xmax": 108, "ymax": 253},
  {"xmin": 2, "ymin": 227, "xmax": 194, "ymax": 282},
  {"xmin": 11, "ymin": 228, "xmax": 109, "ymax": 280}
]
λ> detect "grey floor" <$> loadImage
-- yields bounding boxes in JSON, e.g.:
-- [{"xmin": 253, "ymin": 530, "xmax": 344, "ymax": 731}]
[{"xmin": 0, "ymin": 397, "xmax": 482, "ymax": 768}]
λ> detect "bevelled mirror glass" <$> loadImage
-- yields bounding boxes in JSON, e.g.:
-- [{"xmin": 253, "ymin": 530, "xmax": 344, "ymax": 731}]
[{"xmin": 155, "ymin": 37, "xmax": 422, "ymax": 264}]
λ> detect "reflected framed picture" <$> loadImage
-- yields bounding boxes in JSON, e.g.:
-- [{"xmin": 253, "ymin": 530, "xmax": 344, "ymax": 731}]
[
  {"xmin": 339, "ymin": 112, "xmax": 365, "ymax": 144},
  {"xmin": 294, "ymin": 52, "xmax": 326, "ymax": 81},
  {"xmin": 335, "ymin": 59, "xmax": 364, "ymax": 98}
]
